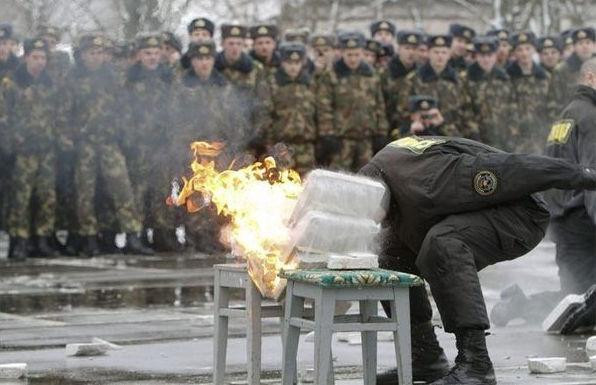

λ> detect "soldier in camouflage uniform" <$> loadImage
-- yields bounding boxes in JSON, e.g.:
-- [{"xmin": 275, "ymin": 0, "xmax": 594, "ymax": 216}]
[
  {"xmin": 215, "ymin": 24, "xmax": 268, "ymax": 154},
  {"xmin": 461, "ymin": 36, "xmax": 516, "ymax": 150},
  {"xmin": 0, "ymin": 24, "xmax": 19, "ymax": 79},
  {"xmin": 560, "ymin": 29, "xmax": 575, "ymax": 60},
  {"xmin": 382, "ymin": 30, "xmax": 424, "ymax": 137},
  {"xmin": 363, "ymin": 39, "xmax": 381, "ymax": 69},
  {"xmin": 181, "ymin": 17, "xmax": 215, "ymax": 70},
  {"xmin": 0, "ymin": 38, "xmax": 59, "ymax": 259},
  {"xmin": 549, "ymin": 27, "xmax": 595, "ymax": 117},
  {"xmin": 316, "ymin": 32, "xmax": 388, "ymax": 172},
  {"xmin": 124, "ymin": 34, "xmax": 177, "ymax": 252},
  {"xmin": 506, "ymin": 32, "xmax": 551, "ymax": 154},
  {"xmin": 370, "ymin": 20, "xmax": 396, "ymax": 47},
  {"xmin": 261, "ymin": 43, "xmax": 317, "ymax": 175},
  {"xmin": 161, "ymin": 31, "xmax": 182, "ymax": 75},
  {"xmin": 249, "ymin": 25, "xmax": 280, "ymax": 76},
  {"xmin": 448, "ymin": 23, "xmax": 476, "ymax": 72},
  {"xmin": 402, "ymin": 35, "xmax": 468, "ymax": 138},
  {"xmin": 487, "ymin": 28, "xmax": 511, "ymax": 69},
  {"xmin": 61, "ymin": 34, "xmax": 152, "ymax": 256},
  {"xmin": 310, "ymin": 34, "xmax": 336, "ymax": 80},
  {"xmin": 38, "ymin": 25, "xmax": 71, "ymax": 88},
  {"xmin": 538, "ymin": 36, "xmax": 562, "ymax": 75},
  {"xmin": 285, "ymin": 28, "xmax": 316, "ymax": 75}
]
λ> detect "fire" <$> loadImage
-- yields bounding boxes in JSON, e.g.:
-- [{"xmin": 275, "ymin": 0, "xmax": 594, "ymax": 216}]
[{"xmin": 175, "ymin": 141, "xmax": 303, "ymax": 298}]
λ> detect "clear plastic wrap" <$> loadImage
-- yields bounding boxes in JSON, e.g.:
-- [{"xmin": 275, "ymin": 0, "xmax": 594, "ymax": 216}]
[{"xmin": 289, "ymin": 170, "xmax": 390, "ymax": 225}]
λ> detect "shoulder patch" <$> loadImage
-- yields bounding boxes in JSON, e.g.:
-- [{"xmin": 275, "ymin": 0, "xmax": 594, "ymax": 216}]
[
  {"xmin": 474, "ymin": 171, "xmax": 498, "ymax": 196},
  {"xmin": 547, "ymin": 119, "xmax": 574, "ymax": 145},
  {"xmin": 389, "ymin": 136, "xmax": 447, "ymax": 154}
]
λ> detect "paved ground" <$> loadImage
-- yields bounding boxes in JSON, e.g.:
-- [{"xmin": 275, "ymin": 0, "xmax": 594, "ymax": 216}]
[{"xmin": 0, "ymin": 240, "xmax": 595, "ymax": 384}]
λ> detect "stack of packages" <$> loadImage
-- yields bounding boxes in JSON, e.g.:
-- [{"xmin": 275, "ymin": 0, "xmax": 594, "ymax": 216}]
[{"xmin": 282, "ymin": 170, "xmax": 389, "ymax": 270}]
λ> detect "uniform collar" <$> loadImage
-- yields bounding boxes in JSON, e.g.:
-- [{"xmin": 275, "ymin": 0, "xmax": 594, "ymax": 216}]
[
  {"xmin": 13, "ymin": 64, "xmax": 52, "ymax": 88},
  {"xmin": 467, "ymin": 62, "xmax": 508, "ymax": 81},
  {"xmin": 506, "ymin": 61, "xmax": 548, "ymax": 80},
  {"xmin": 566, "ymin": 52, "xmax": 584, "ymax": 72},
  {"xmin": 215, "ymin": 51, "xmax": 254, "ymax": 74},
  {"xmin": 388, "ymin": 55, "xmax": 414, "ymax": 79},
  {"xmin": 574, "ymin": 84, "xmax": 596, "ymax": 105},
  {"xmin": 250, "ymin": 50, "xmax": 281, "ymax": 68},
  {"xmin": 126, "ymin": 62, "xmax": 173, "ymax": 83},
  {"xmin": 417, "ymin": 62, "xmax": 458, "ymax": 83},
  {"xmin": 182, "ymin": 69, "xmax": 227, "ymax": 87},
  {"xmin": 333, "ymin": 58, "xmax": 374, "ymax": 78},
  {"xmin": 275, "ymin": 67, "xmax": 311, "ymax": 86}
]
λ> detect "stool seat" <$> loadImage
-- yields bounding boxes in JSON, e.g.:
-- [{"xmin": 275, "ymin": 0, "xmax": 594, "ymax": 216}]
[{"xmin": 280, "ymin": 268, "xmax": 423, "ymax": 288}]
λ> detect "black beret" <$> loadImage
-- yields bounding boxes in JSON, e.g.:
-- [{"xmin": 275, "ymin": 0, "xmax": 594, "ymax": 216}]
[
  {"xmin": 113, "ymin": 41, "xmax": 131, "ymax": 58},
  {"xmin": 23, "ymin": 37, "xmax": 49, "ymax": 55},
  {"xmin": 409, "ymin": 95, "xmax": 438, "ymax": 112},
  {"xmin": 370, "ymin": 20, "xmax": 396, "ymax": 37},
  {"xmin": 188, "ymin": 18, "xmax": 215, "ymax": 36},
  {"xmin": 135, "ymin": 34, "xmax": 162, "ymax": 50},
  {"xmin": 279, "ymin": 42, "xmax": 306, "ymax": 61},
  {"xmin": 449, "ymin": 23, "xmax": 476, "ymax": 41},
  {"xmin": 338, "ymin": 32, "xmax": 365, "ymax": 49},
  {"xmin": 487, "ymin": 28, "xmax": 510, "ymax": 42},
  {"xmin": 221, "ymin": 24, "xmax": 248, "ymax": 39},
  {"xmin": 560, "ymin": 29, "xmax": 574, "ymax": 46},
  {"xmin": 0, "ymin": 23, "xmax": 13, "ymax": 40},
  {"xmin": 78, "ymin": 34, "xmax": 105, "ymax": 51},
  {"xmin": 379, "ymin": 43, "xmax": 395, "ymax": 58},
  {"xmin": 397, "ymin": 30, "xmax": 424, "ymax": 45},
  {"xmin": 162, "ymin": 31, "xmax": 182, "ymax": 52},
  {"xmin": 249, "ymin": 24, "xmax": 278, "ymax": 40},
  {"xmin": 427, "ymin": 34, "xmax": 452, "ymax": 48},
  {"xmin": 310, "ymin": 34, "xmax": 335, "ymax": 48},
  {"xmin": 187, "ymin": 40, "xmax": 217, "ymax": 58},
  {"xmin": 365, "ymin": 39, "xmax": 381, "ymax": 53},
  {"xmin": 510, "ymin": 31, "xmax": 537, "ymax": 48},
  {"xmin": 572, "ymin": 27, "xmax": 596, "ymax": 43},
  {"xmin": 537, "ymin": 36, "xmax": 561, "ymax": 52},
  {"xmin": 473, "ymin": 36, "xmax": 498, "ymax": 54}
]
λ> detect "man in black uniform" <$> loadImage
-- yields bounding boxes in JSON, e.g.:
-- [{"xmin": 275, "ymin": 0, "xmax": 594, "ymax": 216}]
[{"xmin": 364, "ymin": 135, "xmax": 596, "ymax": 385}]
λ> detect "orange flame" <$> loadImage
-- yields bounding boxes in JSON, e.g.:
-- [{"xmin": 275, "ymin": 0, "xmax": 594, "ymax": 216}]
[{"xmin": 176, "ymin": 142, "xmax": 303, "ymax": 298}]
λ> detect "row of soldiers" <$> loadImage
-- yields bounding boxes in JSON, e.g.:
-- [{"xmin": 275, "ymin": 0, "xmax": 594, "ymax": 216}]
[{"xmin": 0, "ymin": 19, "xmax": 593, "ymax": 259}]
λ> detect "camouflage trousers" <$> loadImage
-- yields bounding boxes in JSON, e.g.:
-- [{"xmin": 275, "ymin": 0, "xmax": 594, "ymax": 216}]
[
  {"xmin": 329, "ymin": 138, "xmax": 373, "ymax": 173},
  {"xmin": 127, "ymin": 148, "xmax": 176, "ymax": 232},
  {"xmin": 7, "ymin": 152, "xmax": 56, "ymax": 238},
  {"xmin": 287, "ymin": 142, "xmax": 316, "ymax": 177},
  {"xmin": 55, "ymin": 150, "xmax": 78, "ymax": 232},
  {"xmin": 75, "ymin": 143, "xmax": 142, "ymax": 236},
  {"xmin": 0, "ymin": 153, "xmax": 12, "ymax": 231}
]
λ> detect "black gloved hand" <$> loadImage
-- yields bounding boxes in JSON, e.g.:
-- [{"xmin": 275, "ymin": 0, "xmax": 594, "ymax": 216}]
[
  {"xmin": 315, "ymin": 135, "xmax": 342, "ymax": 166},
  {"xmin": 372, "ymin": 134, "xmax": 389, "ymax": 154},
  {"xmin": 580, "ymin": 167, "xmax": 596, "ymax": 189}
]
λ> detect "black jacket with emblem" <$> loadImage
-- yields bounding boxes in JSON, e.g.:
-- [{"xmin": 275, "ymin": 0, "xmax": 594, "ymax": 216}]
[
  {"xmin": 544, "ymin": 85, "xmax": 596, "ymax": 222},
  {"xmin": 360, "ymin": 136, "xmax": 593, "ymax": 255}
]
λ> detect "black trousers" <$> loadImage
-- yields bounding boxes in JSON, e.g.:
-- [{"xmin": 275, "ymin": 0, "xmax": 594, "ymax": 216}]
[{"xmin": 381, "ymin": 197, "xmax": 549, "ymax": 332}]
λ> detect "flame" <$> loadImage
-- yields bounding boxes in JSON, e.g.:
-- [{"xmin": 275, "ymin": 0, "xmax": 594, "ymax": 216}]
[{"xmin": 176, "ymin": 141, "xmax": 303, "ymax": 298}]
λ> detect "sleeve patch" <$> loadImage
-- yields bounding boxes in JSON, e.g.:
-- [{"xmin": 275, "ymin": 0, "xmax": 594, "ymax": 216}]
[{"xmin": 547, "ymin": 119, "xmax": 574, "ymax": 145}]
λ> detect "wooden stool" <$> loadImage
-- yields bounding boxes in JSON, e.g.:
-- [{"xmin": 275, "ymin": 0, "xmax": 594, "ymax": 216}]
[
  {"xmin": 279, "ymin": 268, "xmax": 424, "ymax": 385},
  {"xmin": 212, "ymin": 263, "xmax": 284, "ymax": 385}
]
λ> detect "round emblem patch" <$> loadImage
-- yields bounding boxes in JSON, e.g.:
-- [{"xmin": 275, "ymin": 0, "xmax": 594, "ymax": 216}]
[{"xmin": 474, "ymin": 171, "xmax": 498, "ymax": 196}]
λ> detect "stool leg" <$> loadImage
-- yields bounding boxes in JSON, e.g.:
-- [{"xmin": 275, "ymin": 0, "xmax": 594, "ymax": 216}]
[
  {"xmin": 213, "ymin": 271, "xmax": 230, "ymax": 385},
  {"xmin": 314, "ymin": 288, "xmax": 336, "ymax": 385},
  {"xmin": 391, "ymin": 288, "xmax": 412, "ymax": 385},
  {"xmin": 360, "ymin": 300, "xmax": 378, "ymax": 385},
  {"xmin": 246, "ymin": 279, "xmax": 262, "ymax": 385},
  {"xmin": 281, "ymin": 282, "xmax": 304, "ymax": 385}
]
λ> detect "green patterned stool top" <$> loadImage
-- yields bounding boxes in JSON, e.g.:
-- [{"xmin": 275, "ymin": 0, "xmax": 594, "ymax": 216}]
[{"xmin": 279, "ymin": 268, "xmax": 424, "ymax": 288}]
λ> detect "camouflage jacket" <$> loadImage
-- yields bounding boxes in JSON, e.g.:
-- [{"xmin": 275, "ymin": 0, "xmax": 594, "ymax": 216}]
[
  {"xmin": 401, "ymin": 63, "xmax": 466, "ymax": 138},
  {"xmin": 316, "ymin": 59, "xmax": 388, "ymax": 139},
  {"xmin": 548, "ymin": 53, "xmax": 589, "ymax": 118},
  {"xmin": 0, "ymin": 65, "xmax": 58, "ymax": 154},
  {"xmin": 506, "ymin": 61, "xmax": 551, "ymax": 153},
  {"xmin": 381, "ymin": 55, "xmax": 417, "ymax": 133},
  {"xmin": 250, "ymin": 50, "xmax": 281, "ymax": 77},
  {"xmin": 461, "ymin": 63, "xmax": 516, "ymax": 149},
  {"xmin": 0, "ymin": 54, "xmax": 19, "ymax": 81},
  {"xmin": 123, "ymin": 63, "xmax": 174, "ymax": 151},
  {"xmin": 46, "ymin": 50, "xmax": 71, "ymax": 88},
  {"xmin": 60, "ymin": 63, "xmax": 126, "ymax": 147},
  {"xmin": 262, "ymin": 68, "xmax": 317, "ymax": 144}
]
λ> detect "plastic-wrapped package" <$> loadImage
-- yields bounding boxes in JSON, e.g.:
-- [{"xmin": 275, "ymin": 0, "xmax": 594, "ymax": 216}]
[
  {"xmin": 289, "ymin": 170, "xmax": 390, "ymax": 225},
  {"xmin": 283, "ymin": 210, "xmax": 381, "ymax": 261}
]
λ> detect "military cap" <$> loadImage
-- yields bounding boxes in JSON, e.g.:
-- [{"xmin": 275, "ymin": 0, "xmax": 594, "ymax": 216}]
[
  {"xmin": 537, "ymin": 36, "xmax": 561, "ymax": 52},
  {"xmin": 162, "ymin": 31, "xmax": 182, "ymax": 52},
  {"xmin": 249, "ymin": 24, "xmax": 278, "ymax": 40},
  {"xmin": 487, "ymin": 28, "xmax": 510, "ymax": 42},
  {"xmin": 186, "ymin": 40, "xmax": 217, "ymax": 58},
  {"xmin": 397, "ymin": 30, "xmax": 424, "ymax": 45},
  {"xmin": 338, "ymin": 32, "xmax": 365, "ymax": 49},
  {"xmin": 449, "ymin": 23, "xmax": 476, "ymax": 41},
  {"xmin": 113, "ymin": 41, "xmax": 131, "ymax": 58},
  {"xmin": 365, "ymin": 39, "xmax": 381, "ymax": 53},
  {"xmin": 572, "ymin": 27, "xmax": 596, "ymax": 43},
  {"xmin": 284, "ymin": 28, "xmax": 310, "ymax": 45},
  {"xmin": 409, "ymin": 95, "xmax": 438, "ymax": 113},
  {"xmin": 509, "ymin": 31, "xmax": 537, "ymax": 48},
  {"xmin": 23, "ymin": 37, "xmax": 49, "ymax": 55},
  {"xmin": 370, "ymin": 20, "xmax": 396, "ymax": 37},
  {"xmin": 310, "ymin": 34, "xmax": 335, "ymax": 48},
  {"xmin": 136, "ymin": 34, "xmax": 162, "ymax": 50},
  {"xmin": 38, "ymin": 24, "xmax": 61, "ymax": 39},
  {"xmin": 221, "ymin": 24, "xmax": 248, "ymax": 39},
  {"xmin": 560, "ymin": 29, "xmax": 574, "ymax": 46},
  {"xmin": 473, "ymin": 36, "xmax": 498, "ymax": 54},
  {"xmin": 0, "ymin": 23, "xmax": 12, "ymax": 40},
  {"xmin": 78, "ymin": 34, "xmax": 105, "ymax": 51},
  {"xmin": 187, "ymin": 17, "xmax": 215, "ymax": 36},
  {"xmin": 279, "ymin": 42, "xmax": 306, "ymax": 61},
  {"xmin": 379, "ymin": 43, "xmax": 395, "ymax": 58},
  {"xmin": 427, "ymin": 34, "xmax": 452, "ymax": 48},
  {"xmin": 103, "ymin": 37, "xmax": 115, "ymax": 51}
]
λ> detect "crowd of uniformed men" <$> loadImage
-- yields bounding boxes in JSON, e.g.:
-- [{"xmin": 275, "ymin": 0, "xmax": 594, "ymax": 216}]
[{"xmin": 0, "ymin": 18, "xmax": 594, "ymax": 260}]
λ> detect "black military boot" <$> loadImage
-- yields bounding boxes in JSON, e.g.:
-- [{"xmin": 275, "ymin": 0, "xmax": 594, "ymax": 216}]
[
  {"xmin": 36, "ymin": 236, "xmax": 60, "ymax": 258},
  {"xmin": 377, "ymin": 321, "xmax": 450, "ymax": 384},
  {"xmin": 98, "ymin": 231, "xmax": 119, "ymax": 254},
  {"xmin": 560, "ymin": 284, "xmax": 596, "ymax": 334},
  {"xmin": 79, "ymin": 235, "xmax": 101, "ymax": 257},
  {"xmin": 125, "ymin": 233, "xmax": 155, "ymax": 255},
  {"xmin": 429, "ymin": 329, "xmax": 496, "ymax": 385},
  {"xmin": 63, "ymin": 233, "xmax": 80, "ymax": 256},
  {"xmin": 9, "ymin": 237, "xmax": 29, "ymax": 261},
  {"xmin": 152, "ymin": 229, "xmax": 183, "ymax": 252},
  {"xmin": 490, "ymin": 284, "xmax": 529, "ymax": 327}
]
